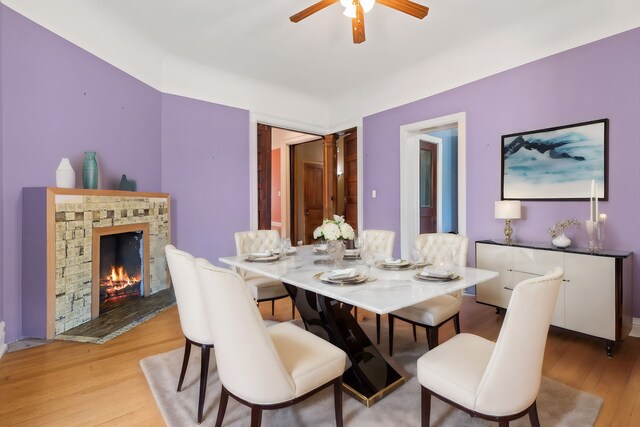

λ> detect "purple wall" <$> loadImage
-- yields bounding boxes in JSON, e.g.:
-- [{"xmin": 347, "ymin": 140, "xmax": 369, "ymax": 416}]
[
  {"xmin": 364, "ymin": 27, "xmax": 640, "ymax": 313},
  {"xmin": 161, "ymin": 94, "xmax": 251, "ymax": 264},
  {"xmin": 1, "ymin": 6, "xmax": 162, "ymax": 342}
]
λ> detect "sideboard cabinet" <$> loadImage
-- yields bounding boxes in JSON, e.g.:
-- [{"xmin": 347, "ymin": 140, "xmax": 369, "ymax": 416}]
[{"xmin": 475, "ymin": 240, "xmax": 633, "ymax": 357}]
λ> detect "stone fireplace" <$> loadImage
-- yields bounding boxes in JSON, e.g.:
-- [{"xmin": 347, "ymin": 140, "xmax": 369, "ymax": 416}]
[{"xmin": 22, "ymin": 188, "xmax": 171, "ymax": 339}]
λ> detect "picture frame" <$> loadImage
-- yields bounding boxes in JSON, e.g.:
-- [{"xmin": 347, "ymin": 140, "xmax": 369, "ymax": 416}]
[{"xmin": 501, "ymin": 119, "xmax": 608, "ymax": 201}]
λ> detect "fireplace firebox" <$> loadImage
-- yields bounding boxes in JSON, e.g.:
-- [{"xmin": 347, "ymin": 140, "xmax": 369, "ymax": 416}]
[{"xmin": 92, "ymin": 223, "xmax": 151, "ymax": 319}]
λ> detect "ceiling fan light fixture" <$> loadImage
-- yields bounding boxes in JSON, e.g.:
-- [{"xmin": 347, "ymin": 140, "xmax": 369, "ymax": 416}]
[
  {"xmin": 360, "ymin": 0, "xmax": 375, "ymax": 13},
  {"xmin": 343, "ymin": 4, "xmax": 356, "ymax": 18}
]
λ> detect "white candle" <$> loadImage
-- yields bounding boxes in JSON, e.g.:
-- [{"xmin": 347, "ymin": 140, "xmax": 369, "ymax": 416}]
[
  {"xmin": 595, "ymin": 181, "xmax": 599, "ymax": 220},
  {"xmin": 590, "ymin": 180, "xmax": 595, "ymax": 222}
]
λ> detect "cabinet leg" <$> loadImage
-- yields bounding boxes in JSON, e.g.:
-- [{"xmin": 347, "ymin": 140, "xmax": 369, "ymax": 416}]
[{"xmin": 606, "ymin": 340, "xmax": 614, "ymax": 358}]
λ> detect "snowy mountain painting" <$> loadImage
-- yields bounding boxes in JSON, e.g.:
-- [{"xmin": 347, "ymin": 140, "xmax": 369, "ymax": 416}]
[{"xmin": 502, "ymin": 120, "xmax": 607, "ymax": 200}]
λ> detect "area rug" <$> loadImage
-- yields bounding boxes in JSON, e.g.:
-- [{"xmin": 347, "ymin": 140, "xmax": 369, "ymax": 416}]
[{"xmin": 141, "ymin": 321, "xmax": 602, "ymax": 426}]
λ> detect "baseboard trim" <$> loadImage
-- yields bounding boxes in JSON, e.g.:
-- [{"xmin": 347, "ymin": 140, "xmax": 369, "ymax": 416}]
[
  {"xmin": 0, "ymin": 321, "xmax": 7, "ymax": 360},
  {"xmin": 630, "ymin": 318, "xmax": 640, "ymax": 338}
]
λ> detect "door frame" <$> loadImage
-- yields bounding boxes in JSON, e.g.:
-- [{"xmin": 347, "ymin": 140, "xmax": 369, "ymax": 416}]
[
  {"xmin": 399, "ymin": 112, "xmax": 467, "ymax": 259},
  {"xmin": 249, "ymin": 113, "xmax": 363, "ymax": 234}
]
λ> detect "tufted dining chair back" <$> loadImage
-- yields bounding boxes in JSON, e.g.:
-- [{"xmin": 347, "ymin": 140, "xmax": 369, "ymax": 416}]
[
  {"xmin": 235, "ymin": 230, "xmax": 281, "ymax": 255},
  {"xmin": 415, "ymin": 233, "xmax": 468, "ymax": 267},
  {"xmin": 360, "ymin": 229, "xmax": 396, "ymax": 258}
]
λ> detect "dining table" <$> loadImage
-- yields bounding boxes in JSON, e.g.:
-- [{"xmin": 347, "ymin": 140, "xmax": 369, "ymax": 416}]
[{"xmin": 219, "ymin": 245, "xmax": 498, "ymax": 407}]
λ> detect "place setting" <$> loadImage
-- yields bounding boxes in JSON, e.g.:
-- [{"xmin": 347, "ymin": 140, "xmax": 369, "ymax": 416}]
[
  {"xmin": 244, "ymin": 251, "xmax": 281, "ymax": 262},
  {"xmin": 413, "ymin": 266, "xmax": 461, "ymax": 282},
  {"xmin": 313, "ymin": 267, "xmax": 372, "ymax": 285},
  {"xmin": 375, "ymin": 257, "xmax": 415, "ymax": 271}
]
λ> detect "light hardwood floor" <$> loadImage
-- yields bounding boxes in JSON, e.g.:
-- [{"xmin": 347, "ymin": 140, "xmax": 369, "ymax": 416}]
[{"xmin": 1, "ymin": 295, "xmax": 639, "ymax": 426}]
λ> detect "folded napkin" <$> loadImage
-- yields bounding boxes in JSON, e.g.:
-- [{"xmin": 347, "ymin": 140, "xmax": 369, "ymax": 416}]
[
  {"xmin": 420, "ymin": 267, "xmax": 453, "ymax": 279},
  {"xmin": 385, "ymin": 258, "xmax": 405, "ymax": 265},
  {"xmin": 250, "ymin": 251, "xmax": 272, "ymax": 258},
  {"xmin": 328, "ymin": 268, "xmax": 357, "ymax": 280}
]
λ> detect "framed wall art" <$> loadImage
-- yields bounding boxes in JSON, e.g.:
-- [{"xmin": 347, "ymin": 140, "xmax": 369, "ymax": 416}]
[{"xmin": 501, "ymin": 119, "xmax": 608, "ymax": 201}]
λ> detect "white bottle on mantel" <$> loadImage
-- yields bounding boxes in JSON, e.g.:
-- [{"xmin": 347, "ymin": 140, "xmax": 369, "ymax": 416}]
[{"xmin": 56, "ymin": 158, "xmax": 76, "ymax": 188}]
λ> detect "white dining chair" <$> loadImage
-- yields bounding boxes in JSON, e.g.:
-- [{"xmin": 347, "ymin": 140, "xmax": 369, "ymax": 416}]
[
  {"xmin": 357, "ymin": 229, "xmax": 395, "ymax": 343},
  {"xmin": 388, "ymin": 233, "xmax": 468, "ymax": 356},
  {"xmin": 165, "ymin": 245, "xmax": 214, "ymax": 424},
  {"xmin": 234, "ymin": 230, "xmax": 294, "ymax": 318},
  {"xmin": 195, "ymin": 258, "xmax": 347, "ymax": 427},
  {"xmin": 417, "ymin": 268, "xmax": 563, "ymax": 426}
]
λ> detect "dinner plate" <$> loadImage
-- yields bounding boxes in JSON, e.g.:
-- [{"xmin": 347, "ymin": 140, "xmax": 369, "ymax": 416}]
[
  {"xmin": 245, "ymin": 254, "xmax": 280, "ymax": 262},
  {"xmin": 375, "ymin": 260, "xmax": 413, "ymax": 270},
  {"xmin": 313, "ymin": 272, "xmax": 369, "ymax": 285},
  {"xmin": 414, "ymin": 272, "xmax": 460, "ymax": 282}
]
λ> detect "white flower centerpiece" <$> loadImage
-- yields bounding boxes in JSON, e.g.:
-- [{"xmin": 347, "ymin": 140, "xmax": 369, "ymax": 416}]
[
  {"xmin": 313, "ymin": 215, "xmax": 355, "ymax": 241},
  {"xmin": 313, "ymin": 215, "xmax": 355, "ymax": 267}
]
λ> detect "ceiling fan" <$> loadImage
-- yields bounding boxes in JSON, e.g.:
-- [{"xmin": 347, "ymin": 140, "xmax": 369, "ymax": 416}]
[{"xmin": 289, "ymin": 0, "xmax": 429, "ymax": 44}]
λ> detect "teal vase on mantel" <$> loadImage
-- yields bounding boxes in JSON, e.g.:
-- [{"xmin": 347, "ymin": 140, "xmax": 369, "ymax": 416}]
[{"xmin": 82, "ymin": 151, "xmax": 98, "ymax": 189}]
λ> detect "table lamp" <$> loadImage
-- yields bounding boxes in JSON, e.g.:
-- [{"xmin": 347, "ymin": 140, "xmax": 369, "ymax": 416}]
[{"xmin": 495, "ymin": 200, "xmax": 521, "ymax": 245}]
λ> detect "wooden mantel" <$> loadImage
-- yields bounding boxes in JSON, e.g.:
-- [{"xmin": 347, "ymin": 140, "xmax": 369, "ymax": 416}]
[{"xmin": 22, "ymin": 188, "xmax": 171, "ymax": 339}]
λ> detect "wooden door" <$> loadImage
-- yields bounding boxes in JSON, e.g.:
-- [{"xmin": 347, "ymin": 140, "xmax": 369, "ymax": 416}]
[
  {"xmin": 343, "ymin": 129, "xmax": 358, "ymax": 231},
  {"xmin": 303, "ymin": 163, "xmax": 324, "ymax": 244},
  {"xmin": 257, "ymin": 124, "xmax": 272, "ymax": 230},
  {"xmin": 419, "ymin": 141, "xmax": 438, "ymax": 233}
]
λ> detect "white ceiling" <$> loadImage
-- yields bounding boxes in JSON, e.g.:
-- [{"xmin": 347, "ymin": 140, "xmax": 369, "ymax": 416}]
[{"xmin": 3, "ymin": 0, "xmax": 640, "ymax": 129}]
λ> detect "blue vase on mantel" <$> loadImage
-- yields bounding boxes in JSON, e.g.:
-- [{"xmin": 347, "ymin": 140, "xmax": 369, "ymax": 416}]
[{"xmin": 83, "ymin": 151, "xmax": 98, "ymax": 189}]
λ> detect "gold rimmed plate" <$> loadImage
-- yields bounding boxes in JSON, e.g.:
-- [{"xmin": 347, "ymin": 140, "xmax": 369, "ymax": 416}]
[
  {"xmin": 414, "ymin": 272, "xmax": 460, "ymax": 282},
  {"xmin": 313, "ymin": 272, "xmax": 370, "ymax": 285},
  {"xmin": 245, "ymin": 255, "xmax": 280, "ymax": 262},
  {"xmin": 375, "ymin": 260, "xmax": 414, "ymax": 270}
]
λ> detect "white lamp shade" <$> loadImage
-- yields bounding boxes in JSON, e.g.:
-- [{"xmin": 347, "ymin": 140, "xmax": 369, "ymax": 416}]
[
  {"xmin": 495, "ymin": 200, "xmax": 521, "ymax": 219},
  {"xmin": 360, "ymin": 0, "xmax": 375, "ymax": 12},
  {"xmin": 343, "ymin": 4, "xmax": 356, "ymax": 17},
  {"xmin": 340, "ymin": 0, "xmax": 353, "ymax": 7}
]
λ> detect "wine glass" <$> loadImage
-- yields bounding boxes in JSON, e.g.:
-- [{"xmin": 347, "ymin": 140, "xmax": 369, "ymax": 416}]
[{"xmin": 361, "ymin": 249, "xmax": 375, "ymax": 277}]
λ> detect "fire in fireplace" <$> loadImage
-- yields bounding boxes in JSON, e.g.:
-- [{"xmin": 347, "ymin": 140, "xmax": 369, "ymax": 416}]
[{"xmin": 99, "ymin": 231, "xmax": 144, "ymax": 313}]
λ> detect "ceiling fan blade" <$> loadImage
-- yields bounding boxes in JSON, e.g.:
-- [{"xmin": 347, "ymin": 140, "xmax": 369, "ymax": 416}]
[
  {"xmin": 376, "ymin": 0, "xmax": 429, "ymax": 19},
  {"xmin": 290, "ymin": 0, "xmax": 339, "ymax": 23},
  {"xmin": 352, "ymin": 2, "xmax": 366, "ymax": 44}
]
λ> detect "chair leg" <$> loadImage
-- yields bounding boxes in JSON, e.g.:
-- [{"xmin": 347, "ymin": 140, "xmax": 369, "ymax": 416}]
[
  {"xmin": 215, "ymin": 386, "xmax": 229, "ymax": 427},
  {"xmin": 291, "ymin": 299, "xmax": 295, "ymax": 319},
  {"xmin": 271, "ymin": 299, "xmax": 275, "ymax": 316},
  {"xmin": 251, "ymin": 407, "xmax": 263, "ymax": 427},
  {"xmin": 177, "ymin": 338, "xmax": 191, "ymax": 391},
  {"xmin": 334, "ymin": 378, "xmax": 343, "ymax": 427},
  {"xmin": 453, "ymin": 313, "xmax": 461, "ymax": 334},
  {"xmin": 413, "ymin": 324, "xmax": 417, "ymax": 341},
  {"xmin": 354, "ymin": 306, "xmax": 358, "ymax": 320},
  {"xmin": 426, "ymin": 327, "xmax": 438, "ymax": 350},
  {"xmin": 376, "ymin": 313, "xmax": 381, "ymax": 344},
  {"xmin": 421, "ymin": 386, "xmax": 432, "ymax": 427},
  {"xmin": 498, "ymin": 422, "xmax": 509, "ymax": 427},
  {"xmin": 528, "ymin": 401, "xmax": 540, "ymax": 427},
  {"xmin": 198, "ymin": 346, "xmax": 211, "ymax": 423},
  {"xmin": 388, "ymin": 314, "xmax": 395, "ymax": 357}
]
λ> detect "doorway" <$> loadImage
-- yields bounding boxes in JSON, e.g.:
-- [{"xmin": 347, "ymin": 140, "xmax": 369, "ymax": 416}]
[
  {"xmin": 419, "ymin": 140, "xmax": 438, "ymax": 233},
  {"xmin": 399, "ymin": 113, "xmax": 467, "ymax": 258},
  {"xmin": 256, "ymin": 124, "xmax": 359, "ymax": 244}
]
